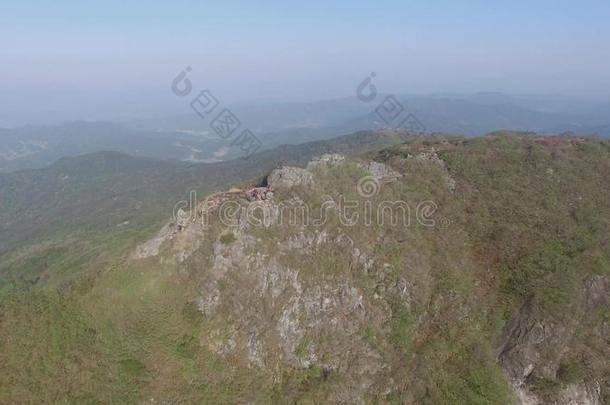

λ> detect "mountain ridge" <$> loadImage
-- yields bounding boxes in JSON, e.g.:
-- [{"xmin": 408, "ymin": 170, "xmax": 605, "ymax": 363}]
[{"xmin": 1, "ymin": 132, "xmax": 608, "ymax": 403}]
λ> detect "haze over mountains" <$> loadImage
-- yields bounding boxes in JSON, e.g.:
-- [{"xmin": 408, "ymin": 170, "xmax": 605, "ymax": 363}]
[
  {"xmin": 2, "ymin": 92, "xmax": 609, "ymax": 172},
  {"xmin": 3, "ymin": 0, "xmax": 610, "ymax": 402}
]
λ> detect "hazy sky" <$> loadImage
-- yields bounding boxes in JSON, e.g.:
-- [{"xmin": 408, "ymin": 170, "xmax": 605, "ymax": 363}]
[{"xmin": 1, "ymin": 0, "xmax": 609, "ymax": 123}]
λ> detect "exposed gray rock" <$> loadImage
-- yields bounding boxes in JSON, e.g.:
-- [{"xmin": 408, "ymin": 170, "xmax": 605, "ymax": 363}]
[
  {"xmin": 306, "ymin": 153, "xmax": 345, "ymax": 171},
  {"xmin": 279, "ymin": 230, "xmax": 329, "ymax": 254},
  {"xmin": 557, "ymin": 383, "xmax": 602, "ymax": 405},
  {"xmin": 447, "ymin": 175, "xmax": 457, "ymax": 192},
  {"xmin": 358, "ymin": 161, "xmax": 402, "ymax": 183},
  {"xmin": 499, "ymin": 275, "xmax": 610, "ymax": 404},
  {"xmin": 411, "ymin": 149, "xmax": 445, "ymax": 166},
  {"xmin": 513, "ymin": 382, "xmax": 540, "ymax": 405},
  {"xmin": 131, "ymin": 223, "xmax": 175, "ymax": 259},
  {"xmin": 409, "ymin": 148, "xmax": 457, "ymax": 192},
  {"xmin": 245, "ymin": 187, "xmax": 273, "ymax": 201},
  {"xmin": 247, "ymin": 329, "xmax": 266, "ymax": 368},
  {"xmin": 267, "ymin": 166, "xmax": 314, "ymax": 190},
  {"xmin": 499, "ymin": 297, "xmax": 584, "ymax": 384},
  {"xmin": 278, "ymin": 298, "xmax": 305, "ymax": 364},
  {"xmin": 239, "ymin": 200, "xmax": 280, "ymax": 229},
  {"xmin": 584, "ymin": 275, "xmax": 610, "ymax": 311}
]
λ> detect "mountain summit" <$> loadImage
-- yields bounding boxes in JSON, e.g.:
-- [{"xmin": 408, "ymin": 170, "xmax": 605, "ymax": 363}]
[{"xmin": 1, "ymin": 133, "xmax": 607, "ymax": 403}]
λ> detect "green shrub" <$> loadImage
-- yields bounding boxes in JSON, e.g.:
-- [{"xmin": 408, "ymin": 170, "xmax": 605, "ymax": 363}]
[{"xmin": 219, "ymin": 232, "xmax": 236, "ymax": 245}]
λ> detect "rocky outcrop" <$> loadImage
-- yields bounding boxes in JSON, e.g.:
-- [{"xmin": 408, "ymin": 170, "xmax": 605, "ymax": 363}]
[
  {"xmin": 358, "ymin": 160, "xmax": 402, "ymax": 183},
  {"xmin": 126, "ymin": 146, "xmax": 608, "ymax": 404},
  {"xmin": 409, "ymin": 148, "xmax": 456, "ymax": 191},
  {"xmin": 131, "ymin": 223, "xmax": 176, "ymax": 259},
  {"xmin": 498, "ymin": 300, "xmax": 571, "ymax": 382},
  {"xmin": 557, "ymin": 383, "xmax": 602, "ymax": 405},
  {"xmin": 245, "ymin": 186, "xmax": 274, "ymax": 201},
  {"xmin": 306, "ymin": 153, "xmax": 345, "ymax": 170},
  {"xmin": 498, "ymin": 275, "xmax": 609, "ymax": 404},
  {"xmin": 267, "ymin": 166, "xmax": 314, "ymax": 190}
]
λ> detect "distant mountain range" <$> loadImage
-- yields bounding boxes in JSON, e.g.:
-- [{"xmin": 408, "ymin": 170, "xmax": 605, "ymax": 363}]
[
  {"xmin": 0, "ymin": 128, "xmax": 411, "ymax": 254},
  {"xmin": 1, "ymin": 93, "xmax": 609, "ymax": 172}
]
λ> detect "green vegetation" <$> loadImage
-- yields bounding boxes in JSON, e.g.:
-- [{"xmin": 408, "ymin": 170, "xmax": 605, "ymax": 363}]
[
  {"xmin": 0, "ymin": 132, "xmax": 608, "ymax": 403},
  {"xmin": 219, "ymin": 232, "xmax": 237, "ymax": 245},
  {"xmin": 557, "ymin": 360, "xmax": 586, "ymax": 385}
]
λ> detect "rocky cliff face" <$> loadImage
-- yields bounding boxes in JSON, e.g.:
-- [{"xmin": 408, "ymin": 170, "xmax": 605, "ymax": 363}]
[
  {"xmin": 499, "ymin": 275, "xmax": 609, "ymax": 404},
  {"xmin": 133, "ymin": 155, "xmax": 417, "ymax": 402},
  {"xmin": 131, "ymin": 137, "xmax": 609, "ymax": 403},
  {"xmin": 2, "ymin": 135, "xmax": 608, "ymax": 404}
]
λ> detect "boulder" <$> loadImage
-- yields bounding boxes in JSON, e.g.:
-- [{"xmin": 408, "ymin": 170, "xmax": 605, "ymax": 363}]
[
  {"xmin": 245, "ymin": 187, "xmax": 273, "ymax": 201},
  {"xmin": 358, "ymin": 161, "xmax": 402, "ymax": 183},
  {"xmin": 306, "ymin": 154, "xmax": 345, "ymax": 170},
  {"xmin": 267, "ymin": 166, "xmax": 313, "ymax": 190}
]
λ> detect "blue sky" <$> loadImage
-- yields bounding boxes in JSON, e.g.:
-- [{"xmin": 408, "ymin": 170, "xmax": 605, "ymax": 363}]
[{"xmin": 1, "ymin": 0, "xmax": 609, "ymax": 121}]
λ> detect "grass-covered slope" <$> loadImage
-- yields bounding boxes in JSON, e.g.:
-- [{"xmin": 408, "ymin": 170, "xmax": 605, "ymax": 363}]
[{"xmin": 0, "ymin": 133, "xmax": 608, "ymax": 404}]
